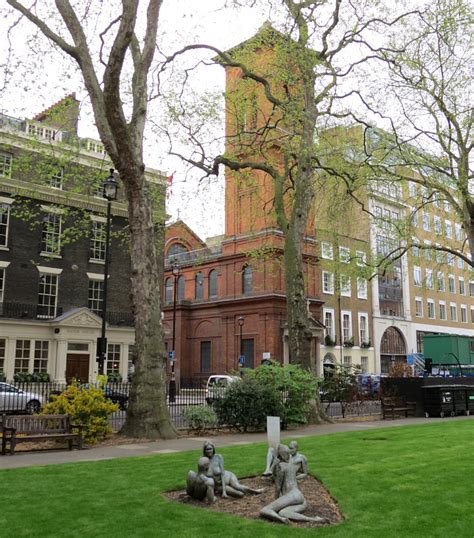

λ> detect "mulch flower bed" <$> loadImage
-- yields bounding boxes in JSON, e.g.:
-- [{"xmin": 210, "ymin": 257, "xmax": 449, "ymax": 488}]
[{"xmin": 164, "ymin": 474, "xmax": 344, "ymax": 528}]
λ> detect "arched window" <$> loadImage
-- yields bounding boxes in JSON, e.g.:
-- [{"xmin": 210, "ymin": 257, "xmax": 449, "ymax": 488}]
[
  {"xmin": 242, "ymin": 265, "xmax": 252, "ymax": 295},
  {"xmin": 165, "ymin": 277, "xmax": 173, "ymax": 304},
  {"xmin": 177, "ymin": 275, "xmax": 185, "ymax": 301},
  {"xmin": 195, "ymin": 272, "xmax": 204, "ymax": 300},
  {"xmin": 208, "ymin": 269, "xmax": 217, "ymax": 298},
  {"xmin": 166, "ymin": 242, "xmax": 188, "ymax": 262}
]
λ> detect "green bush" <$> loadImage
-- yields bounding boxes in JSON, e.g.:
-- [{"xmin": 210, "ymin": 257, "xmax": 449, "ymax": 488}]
[
  {"xmin": 244, "ymin": 362, "xmax": 319, "ymax": 427},
  {"xmin": 213, "ymin": 376, "xmax": 283, "ymax": 432},
  {"xmin": 182, "ymin": 405, "xmax": 218, "ymax": 433},
  {"xmin": 13, "ymin": 372, "xmax": 50, "ymax": 383},
  {"xmin": 42, "ymin": 383, "xmax": 118, "ymax": 444},
  {"xmin": 107, "ymin": 372, "xmax": 123, "ymax": 383}
]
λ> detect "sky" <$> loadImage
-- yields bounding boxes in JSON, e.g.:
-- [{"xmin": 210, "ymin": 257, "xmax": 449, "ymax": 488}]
[{"xmin": 0, "ymin": 1, "xmax": 269, "ymax": 241}]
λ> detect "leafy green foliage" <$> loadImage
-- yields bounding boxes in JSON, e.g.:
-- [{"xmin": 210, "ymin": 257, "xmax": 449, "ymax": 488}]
[
  {"xmin": 42, "ymin": 383, "xmax": 118, "ymax": 444},
  {"xmin": 182, "ymin": 405, "xmax": 218, "ymax": 433},
  {"xmin": 244, "ymin": 362, "xmax": 319, "ymax": 427},
  {"xmin": 213, "ymin": 376, "xmax": 283, "ymax": 432},
  {"xmin": 13, "ymin": 372, "xmax": 50, "ymax": 382},
  {"xmin": 106, "ymin": 372, "xmax": 123, "ymax": 383}
]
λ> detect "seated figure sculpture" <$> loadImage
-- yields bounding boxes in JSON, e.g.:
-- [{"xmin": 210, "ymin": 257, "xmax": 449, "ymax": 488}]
[
  {"xmin": 260, "ymin": 444, "xmax": 329, "ymax": 525},
  {"xmin": 263, "ymin": 440, "xmax": 308, "ymax": 479},
  {"xmin": 186, "ymin": 457, "xmax": 216, "ymax": 504},
  {"xmin": 203, "ymin": 440, "xmax": 265, "ymax": 498}
]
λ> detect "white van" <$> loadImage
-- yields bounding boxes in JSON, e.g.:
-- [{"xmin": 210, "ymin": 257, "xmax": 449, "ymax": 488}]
[{"xmin": 205, "ymin": 375, "xmax": 240, "ymax": 404}]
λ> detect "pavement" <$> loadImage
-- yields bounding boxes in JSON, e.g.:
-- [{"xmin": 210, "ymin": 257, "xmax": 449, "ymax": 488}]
[{"xmin": 1, "ymin": 414, "xmax": 473, "ymax": 470}]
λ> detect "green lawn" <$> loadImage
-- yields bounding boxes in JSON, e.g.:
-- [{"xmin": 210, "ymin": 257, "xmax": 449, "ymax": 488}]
[{"xmin": 1, "ymin": 420, "xmax": 473, "ymax": 537}]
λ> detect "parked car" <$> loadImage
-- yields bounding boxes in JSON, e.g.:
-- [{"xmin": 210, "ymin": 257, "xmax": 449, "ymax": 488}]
[
  {"xmin": 0, "ymin": 382, "xmax": 44, "ymax": 414},
  {"xmin": 81, "ymin": 384, "xmax": 128, "ymax": 410},
  {"xmin": 205, "ymin": 375, "xmax": 240, "ymax": 404},
  {"xmin": 103, "ymin": 386, "xmax": 128, "ymax": 410}
]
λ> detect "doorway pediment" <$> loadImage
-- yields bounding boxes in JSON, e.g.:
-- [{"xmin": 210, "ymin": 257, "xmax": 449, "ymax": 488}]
[{"xmin": 54, "ymin": 307, "xmax": 103, "ymax": 328}]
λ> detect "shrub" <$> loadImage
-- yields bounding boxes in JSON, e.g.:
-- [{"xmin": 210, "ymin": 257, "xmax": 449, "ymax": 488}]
[
  {"xmin": 13, "ymin": 372, "xmax": 50, "ymax": 383},
  {"xmin": 244, "ymin": 363, "xmax": 319, "ymax": 427},
  {"xmin": 107, "ymin": 372, "xmax": 123, "ymax": 383},
  {"xmin": 182, "ymin": 405, "xmax": 218, "ymax": 433},
  {"xmin": 213, "ymin": 376, "xmax": 283, "ymax": 432},
  {"xmin": 42, "ymin": 383, "xmax": 118, "ymax": 444},
  {"xmin": 324, "ymin": 334, "xmax": 336, "ymax": 346}
]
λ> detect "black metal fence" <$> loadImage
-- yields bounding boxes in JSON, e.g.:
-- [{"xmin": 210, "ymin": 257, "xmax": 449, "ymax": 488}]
[{"xmin": 0, "ymin": 381, "xmax": 381, "ymax": 433}]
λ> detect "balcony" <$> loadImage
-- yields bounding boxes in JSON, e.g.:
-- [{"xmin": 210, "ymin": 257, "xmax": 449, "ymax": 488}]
[{"xmin": 0, "ymin": 302, "xmax": 134, "ymax": 326}]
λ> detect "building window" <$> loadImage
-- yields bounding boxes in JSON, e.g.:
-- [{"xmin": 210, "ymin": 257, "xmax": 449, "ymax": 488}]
[
  {"xmin": 15, "ymin": 340, "xmax": 30, "ymax": 373},
  {"xmin": 470, "ymin": 281, "xmax": 474, "ymax": 298},
  {"xmin": 0, "ymin": 202, "xmax": 11, "ymax": 247},
  {"xmin": 321, "ymin": 242, "xmax": 333, "ymax": 259},
  {"xmin": 343, "ymin": 356, "xmax": 352, "ymax": 368},
  {"xmin": 443, "ymin": 199, "xmax": 450, "ymax": 212},
  {"xmin": 448, "ymin": 274, "xmax": 455, "ymax": 293},
  {"xmin": 471, "ymin": 307, "xmax": 474, "ymax": 324},
  {"xmin": 342, "ymin": 312, "xmax": 352, "ymax": 342},
  {"xmin": 242, "ymin": 265, "xmax": 252, "ymax": 295},
  {"xmin": 324, "ymin": 309, "xmax": 335, "ymax": 340},
  {"xmin": 47, "ymin": 167, "xmax": 64, "ymax": 189},
  {"xmin": 37, "ymin": 273, "xmax": 58, "ymax": 319},
  {"xmin": 166, "ymin": 242, "xmax": 188, "ymax": 261},
  {"xmin": 413, "ymin": 266, "xmax": 421, "ymax": 287},
  {"xmin": 361, "ymin": 356, "xmax": 368, "ymax": 374},
  {"xmin": 422, "ymin": 212, "xmax": 430, "ymax": 231},
  {"xmin": 457, "ymin": 257, "xmax": 464, "ymax": 270},
  {"xmin": 434, "ymin": 216, "xmax": 442, "ymax": 235},
  {"xmin": 88, "ymin": 279, "xmax": 104, "ymax": 314},
  {"xmin": 455, "ymin": 223, "xmax": 463, "ymax": 241},
  {"xmin": 459, "ymin": 277, "xmax": 465, "ymax": 296},
  {"xmin": 33, "ymin": 340, "xmax": 49, "ymax": 373},
  {"xmin": 322, "ymin": 271, "xmax": 334, "ymax": 294},
  {"xmin": 437, "ymin": 272, "xmax": 445, "ymax": 292},
  {"xmin": 128, "ymin": 344, "xmax": 136, "ymax": 379},
  {"xmin": 358, "ymin": 313, "xmax": 369, "ymax": 345},
  {"xmin": 450, "ymin": 303, "xmax": 457, "ymax": 321},
  {"xmin": 0, "ymin": 267, "xmax": 5, "ymax": 303},
  {"xmin": 355, "ymin": 250, "xmax": 366, "ymax": 266},
  {"xmin": 208, "ymin": 269, "xmax": 217, "ymax": 298},
  {"xmin": 340, "ymin": 275, "xmax": 351, "ymax": 297},
  {"xmin": 41, "ymin": 213, "xmax": 62, "ymax": 255},
  {"xmin": 195, "ymin": 272, "xmax": 204, "ymax": 300},
  {"xmin": 357, "ymin": 278, "xmax": 368, "ymax": 299},
  {"xmin": 461, "ymin": 305, "xmax": 467, "ymax": 323},
  {"xmin": 424, "ymin": 242, "xmax": 431, "ymax": 261},
  {"xmin": 427, "ymin": 300, "xmax": 435, "ymax": 319},
  {"xmin": 177, "ymin": 275, "xmax": 185, "ymax": 301},
  {"xmin": 90, "ymin": 220, "xmax": 106, "ymax": 262},
  {"xmin": 425, "ymin": 269, "xmax": 434, "ymax": 290},
  {"xmin": 0, "ymin": 152, "xmax": 12, "ymax": 177},
  {"xmin": 200, "ymin": 341, "xmax": 212, "ymax": 372},
  {"xmin": 165, "ymin": 277, "xmax": 173, "ymax": 304},
  {"xmin": 0, "ymin": 338, "xmax": 5, "ymax": 374},
  {"xmin": 439, "ymin": 302, "xmax": 446, "ymax": 320},
  {"xmin": 445, "ymin": 220, "xmax": 452, "ymax": 239},
  {"xmin": 107, "ymin": 343, "xmax": 121, "ymax": 374},
  {"xmin": 415, "ymin": 297, "xmax": 423, "ymax": 318},
  {"xmin": 339, "ymin": 246, "xmax": 350, "ymax": 264},
  {"xmin": 447, "ymin": 253, "xmax": 455, "ymax": 266}
]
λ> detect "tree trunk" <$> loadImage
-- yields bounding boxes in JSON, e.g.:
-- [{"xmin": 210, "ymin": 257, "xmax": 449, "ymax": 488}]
[{"xmin": 120, "ymin": 171, "xmax": 177, "ymax": 439}]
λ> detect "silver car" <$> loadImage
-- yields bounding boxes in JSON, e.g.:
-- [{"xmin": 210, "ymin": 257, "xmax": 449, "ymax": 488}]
[{"xmin": 0, "ymin": 382, "xmax": 44, "ymax": 414}]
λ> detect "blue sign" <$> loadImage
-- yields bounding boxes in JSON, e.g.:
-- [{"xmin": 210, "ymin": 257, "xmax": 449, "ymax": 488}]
[
  {"xmin": 239, "ymin": 355, "xmax": 245, "ymax": 366},
  {"xmin": 168, "ymin": 351, "xmax": 175, "ymax": 361},
  {"xmin": 407, "ymin": 355, "xmax": 414, "ymax": 366}
]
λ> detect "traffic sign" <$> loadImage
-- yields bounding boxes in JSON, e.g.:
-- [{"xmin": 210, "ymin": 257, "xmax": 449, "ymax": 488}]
[{"xmin": 168, "ymin": 350, "xmax": 175, "ymax": 362}]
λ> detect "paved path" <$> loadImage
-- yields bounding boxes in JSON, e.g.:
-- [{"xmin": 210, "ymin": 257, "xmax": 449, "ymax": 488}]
[{"xmin": 1, "ymin": 415, "xmax": 473, "ymax": 470}]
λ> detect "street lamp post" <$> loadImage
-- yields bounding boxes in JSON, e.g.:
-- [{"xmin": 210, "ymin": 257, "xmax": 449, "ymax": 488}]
[
  {"xmin": 97, "ymin": 169, "xmax": 118, "ymax": 376},
  {"xmin": 238, "ymin": 315, "xmax": 244, "ymax": 372},
  {"xmin": 169, "ymin": 263, "xmax": 180, "ymax": 403}
]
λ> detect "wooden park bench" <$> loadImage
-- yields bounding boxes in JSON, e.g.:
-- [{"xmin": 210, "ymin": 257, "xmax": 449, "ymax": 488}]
[
  {"xmin": 381, "ymin": 397, "xmax": 416, "ymax": 420},
  {"xmin": 1, "ymin": 414, "xmax": 83, "ymax": 455}
]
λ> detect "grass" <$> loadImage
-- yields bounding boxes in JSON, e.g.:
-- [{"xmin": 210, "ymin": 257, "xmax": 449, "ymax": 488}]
[{"xmin": 1, "ymin": 420, "xmax": 474, "ymax": 537}]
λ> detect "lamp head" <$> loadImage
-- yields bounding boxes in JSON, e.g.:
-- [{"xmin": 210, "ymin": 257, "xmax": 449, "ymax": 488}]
[
  {"xmin": 172, "ymin": 263, "xmax": 180, "ymax": 277},
  {"xmin": 238, "ymin": 315, "xmax": 244, "ymax": 327},
  {"xmin": 103, "ymin": 168, "xmax": 118, "ymax": 201}
]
